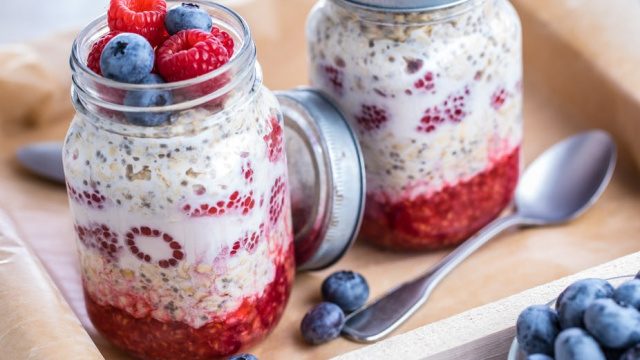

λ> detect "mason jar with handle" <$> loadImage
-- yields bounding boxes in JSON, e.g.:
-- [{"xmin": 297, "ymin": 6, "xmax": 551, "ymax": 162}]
[
  {"xmin": 307, "ymin": 0, "xmax": 523, "ymax": 251},
  {"xmin": 65, "ymin": 2, "xmax": 364, "ymax": 359}
]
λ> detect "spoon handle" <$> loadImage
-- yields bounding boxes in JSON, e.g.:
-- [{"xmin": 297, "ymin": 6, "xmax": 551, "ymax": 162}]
[{"xmin": 342, "ymin": 214, "xmax": 524, "ymax": 343}]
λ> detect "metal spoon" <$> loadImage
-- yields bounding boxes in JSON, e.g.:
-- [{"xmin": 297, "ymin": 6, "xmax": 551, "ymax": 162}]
[{"xmin": 342, "ymin": 130, "xmax": 617, "ymax": 343}]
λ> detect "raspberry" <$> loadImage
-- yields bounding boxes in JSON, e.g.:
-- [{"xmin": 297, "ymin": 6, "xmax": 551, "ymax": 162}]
[
  {"xmin": 268, "ymin": 176, "xmax": 287, "ymax": 225},
  {"xmin": 211, "ymin": 26, "xmax": 234, "ymax": 57},
  {"xmin": 182, "ymin": 189, "xmax": 256, "ymax": 217},
  {"xmin": 108, "ymin": 0, "xmax": 167, "ymax": 46},
  {"xmin": 241, "ymin": 160, "xmax": 254, "ymax": 184},
  {"xmin": 491, "ymin": 87, "xmax": 509, "ymax": 110},
  {"xmin": 413, "ymin": 71, "xmax": 436, "ymax": 92},
  {"xmin": 75, "ymin": 223, "xmax": 121, "ymax": 261},
  {"xmin": 322, "ymin": 65, "xmax": 343, "ymax": 95},
  {"xmin": 228, "ymin": 223, "xmax": 265, "ymax": 256},
  {"xmin": 156, "ymin": 29, "xmax": 231, "ymax": 82},
  {"xmin": 263, "ymin": 116, "xmax": 284, "ymax": 162},
  {"xmin": 355, "ymin": 104, "xmax": 388, "ymax": 132},
  {"xmin": 87, "ymin": 31, "xmax": 121, "ymax": 75},
  {"xmin": 67, "ymin": 183, "xmax": 108, "ymax": 210},
  {"xmin": 417, "ymin": 86, "xmax": 470, "ymax": 133},
  {"xmin": 125, "ymin": 226, "xmax": 183, "ymax": 268}
]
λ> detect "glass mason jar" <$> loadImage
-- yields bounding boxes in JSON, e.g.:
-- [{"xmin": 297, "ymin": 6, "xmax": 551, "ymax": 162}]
[
  {"xmin": 66, "ymin": 3, "xmax": 364, "ymax": 359},
  {"xmin": 307, "ymin": 0, "xmax": 523, "ymax": 251}
]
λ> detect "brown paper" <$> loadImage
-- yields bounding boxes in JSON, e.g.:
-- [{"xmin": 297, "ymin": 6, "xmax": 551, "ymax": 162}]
[{"xmin": 0, "ymin": 207, "xmax": 103, "ymax": 360}]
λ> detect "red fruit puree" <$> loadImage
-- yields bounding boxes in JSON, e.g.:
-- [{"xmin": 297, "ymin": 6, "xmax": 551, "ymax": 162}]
[{"xmin": 361, "ymin": 147, "xmax": 520, "ymax": 250}]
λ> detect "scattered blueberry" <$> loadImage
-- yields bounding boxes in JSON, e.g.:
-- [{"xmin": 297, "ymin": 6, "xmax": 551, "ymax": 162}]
[
  {"xmin": 322, "ymin": 270, "xmax": 370, "ymax": 312},
  {"xmin": 554, "ymin": 328, "xmax": 605, "ymax": 360},
  {"xmin": 527, "ymin": 354, "xmax": 554, "ymax": 360},
  {"xmin": 165, "ymin": 3, "xmax": 213, "ymax": 35},
  {"xmin": 100, "ymin": 33, "xmax": 154, "ymax": 83},
  {"xmin": 613, "ymin": 279, "xmax": 640, "ymax": 309},
  {"xmin": 635, "ymin": 271, "xmax": 640, "ymax": 280},
  {"xmin": 300, "ymin": 302, "xmax": 345, "ymax": 345},
  {"xmin": 556, "ymin": 279, "xmax": 614, "ymax": 329},
  {"xmin": 516, "ymin": 305, "xmax": 560, "ymax": 356},
  {"xmin": 123, "ymin": 74, "xmax": 173, "ymax": 126},
  {"xmin": 620, "ymin": 344, "xmax": 640, "ymax": 360},
  {"xmin": 584, "ymin": 298, "xmax": 640, "ymax": 349},
  {"xmin": 227, "ymin": 354, "xmax": 258, "ymax": 360}
]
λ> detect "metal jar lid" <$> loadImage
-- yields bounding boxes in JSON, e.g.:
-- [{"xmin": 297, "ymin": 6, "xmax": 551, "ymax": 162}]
[
  {"xmin": 277, "ymin": 89, "xmax": 365, "ymax": 271},
  {"xmin": 342, "ymin": 0, "xmax": 470, "ymax": 12}
]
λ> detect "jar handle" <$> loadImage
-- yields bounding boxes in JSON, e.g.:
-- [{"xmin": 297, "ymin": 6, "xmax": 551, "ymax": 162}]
[{"xmin": 276, "ymin": 89, "xmax": 366, "ymax": 271}]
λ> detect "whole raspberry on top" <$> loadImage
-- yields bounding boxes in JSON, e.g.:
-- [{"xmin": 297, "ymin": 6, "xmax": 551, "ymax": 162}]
[
  {"xmin": 87, "ymin": 31, "xmax": 121, "ymax": 75},
  {"xmin": 156, "ymin": 29, "xmax": 231, "ymax": 82},
  {"xmin": 108, "ymin": 0, "xmax": 167, "ymax": 46}
]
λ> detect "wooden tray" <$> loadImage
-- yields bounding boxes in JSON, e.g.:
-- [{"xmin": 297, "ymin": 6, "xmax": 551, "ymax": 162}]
[{"xmin": 0, "ymin": 0, "xmax": 639, "ymax": 359}]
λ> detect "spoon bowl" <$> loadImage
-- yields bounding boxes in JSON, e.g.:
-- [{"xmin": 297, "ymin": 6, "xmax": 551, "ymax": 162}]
[{"xmin": 516, "ymin": 130, "xmax": 617, "ymax": 224}]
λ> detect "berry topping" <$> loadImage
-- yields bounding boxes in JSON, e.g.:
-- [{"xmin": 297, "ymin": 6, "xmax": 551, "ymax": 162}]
[
  {"xmin": 584, "ymin": 298, "xmax": 640, "ymax": 349},
  {"xmin": 125, "ymin": 227, "xmax": 183, "ymax": 268},
  {"xmin": 321, "ymin": 271, "xmax": 370, "ymax": 312},
  {"xmin": 613, "ymin": 279, "xmax": 640, "ymax": 309},
  {"xmin": 100, "ymin": 33, "xmax": 154, "ymax": 83},
  {"xmin": 516, "ymin": 305, "xmax": 560, "ymax": 356},
  {"xmin": 75, "ymin": 223, "xmax": 121, "ymax": 261},
  {"xmin": 355, "ymin": 104, "xmax": 388, "ymax": 132},
  {"xmin": 165, "ymin": 3, "xmax": 213, "ymax": 35},
  {"xmin": 417, "ymin": 86, "xmax": 470, "ymax": 133},
  {"xmin": 67, "ymin": 183, "xmax": 109, "ymax": 209},
  {"xmin": 491, "ymin": 87, "xmax": 509, "ymax": 110},
  {"xmin": 268, "ymin": 176, "xmax": 286, "ymax": 225},
  {"xmin": 621, "ymin": 344, "xmax": 640, "ymax": 360},
  {"xmin": 228, "ymin": 354, "xmax": 258, "ymax": 360},
  {"xmin": 211, "ymin": 26, "xmax": 235, "ymax": 57},
  {"xmin": 556, "ymin": 278, "xmax": 614, "ymax": 329},
  {"xmin": 156, "ymin": 29, "xmax": 231, "ymax": 82},
  {"xmin": 108, "ymin": 0, "xmax": 167, "ymax": 46},
  {"xmin": 526, "ymin": 355, "xmax": 553, "ymax": 360},
  {"xmin": 554, "ymin": 328, "xmax": 605, "ymax": 360},
  {"xmin": 300, "ymin": 302, "xmax": 345, "ymax": 345},
  {"xmin": 263, "ymin": 116, "xmax": 284, "ymax": 162},
  {"xmin": 182, "ymin": 189, "xmax": 256, "ymax": 217},
  {"xmin": 87, "ymin": 31, "xmax": 122, "ymax": 75},
  {"xmin": 123, "ymin": 73, "xmax": 173, "ymax": 126}
]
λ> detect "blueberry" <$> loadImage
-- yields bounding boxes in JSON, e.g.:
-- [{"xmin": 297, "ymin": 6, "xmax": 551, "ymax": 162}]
[
  {"xmin": 100, "ymin": 33, "xmax": 154, "ymax": 83},
  {"xmin": 554, "ymin": 328, "xmax": 605, "ymax": 360},
  {"xmin": 556, "ymin": 279, "xmax": 614, "ymax": 329},
  {"xmin": 614, "ymin": 279, "xmax": 640, "ymax": 309},
  {"xmin": 527, "ymin": 355, "xmax": 554, "ymax": 360},
  {"xmin": 227, "ymin": 354, "xmax": 258, "ymax": 360},
  {"xmin": 300, "ymin": 302, "xmax": 345, "ymax": 345},
  {"xmin": 620, "ymin": 344, "xmax": 640, "ymax": 360},
  {"xmin": 124, "ymin": 74, "xmax": 173, "ymax": 126},
  {"xmin": 165, "ymin": 3, "xmax": 213, "ymax": 35},
  {"xmin": 516, "ymin": 305, "xmax": 560, "ymax": 356},
  {"xmin": 584, "ymin": 298, "xmax": 640, "ymax": 349},
  {"xmin": 321, "ymin": 271, "xmax": 370, "ymax": 312},
  {"xmin": 635, "ymin": 271, "xmax": 640, "ymax": 280}
]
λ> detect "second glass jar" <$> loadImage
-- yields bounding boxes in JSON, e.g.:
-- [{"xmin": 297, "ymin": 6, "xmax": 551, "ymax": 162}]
[{"xmin": 307, "ymin": 0, "xmax": 523, "ymax": 250}]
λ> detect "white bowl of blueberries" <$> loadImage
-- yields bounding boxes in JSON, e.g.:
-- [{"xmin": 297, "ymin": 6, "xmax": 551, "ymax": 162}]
[{"xmin": 509, "ymin": 273, "xmax": 640, "ymax": 360}]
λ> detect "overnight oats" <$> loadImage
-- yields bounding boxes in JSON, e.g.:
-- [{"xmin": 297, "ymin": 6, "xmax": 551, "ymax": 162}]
[
  {"xmin": 307, "ymin": 0, "xmax": 523, "ymax": 250},
  {"xmin": 65, "ymin": 1, "xmax": 294, "ymax": 359}
]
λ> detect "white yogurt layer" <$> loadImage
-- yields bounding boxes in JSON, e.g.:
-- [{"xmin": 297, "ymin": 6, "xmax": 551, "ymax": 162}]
[
  {"xmin": 308, "ymin": 0, "xmax": 523, "ymax": 202},
  {"xmin": 64, "ymin": 87, "xmax": 293, "ymax": 328}
]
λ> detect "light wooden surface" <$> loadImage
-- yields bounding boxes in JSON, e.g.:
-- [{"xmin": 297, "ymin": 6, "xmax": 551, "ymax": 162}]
[
  {"xmin": 0, "ymin": 1, "xmax": 639, "ymax": 359},
  {"xmin": 336, "ymin": 252, "xmax": 640, "ymax": 360}
]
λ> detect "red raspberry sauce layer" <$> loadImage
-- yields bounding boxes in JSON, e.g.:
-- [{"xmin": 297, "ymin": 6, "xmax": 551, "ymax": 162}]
[
  {"xmin": 85, "ymin": 246, "xmax": 295, "ymax": 360},
  {"xmin": 362, "ymin": 147, "xmax": 520, "ymax": 251}
]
